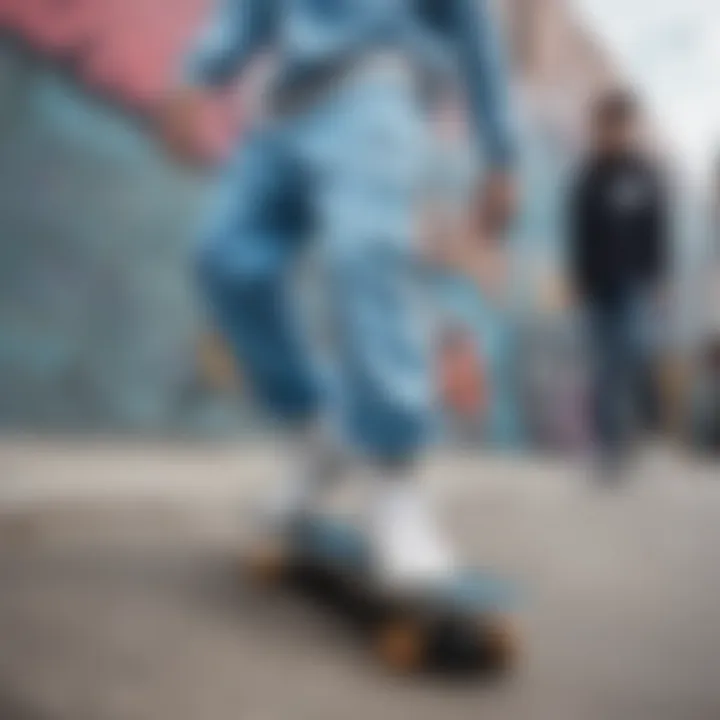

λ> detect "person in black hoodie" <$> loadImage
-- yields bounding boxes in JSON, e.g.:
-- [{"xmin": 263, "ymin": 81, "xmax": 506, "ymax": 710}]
[{"xmin": 568, "ymin": 90, "xmax": 669, "ymax": 478}]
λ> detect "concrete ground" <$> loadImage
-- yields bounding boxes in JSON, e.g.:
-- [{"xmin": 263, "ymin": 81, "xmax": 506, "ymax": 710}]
[{"xmin": 0, "ymin": 439, "xmax": 719, "ymax": 720}]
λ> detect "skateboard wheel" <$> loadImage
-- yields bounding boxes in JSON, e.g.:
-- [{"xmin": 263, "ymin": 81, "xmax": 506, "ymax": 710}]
[
  {"xmin": 242, "ymin": 542, "xmax": 288, "ymax": 586},
  {"xmin": 374, "ymin": 618, "xmax": 427, "ymax": 673},
  {"xmin": 476, "ymin": 616, "xmax": 518, "ymax": 673}
]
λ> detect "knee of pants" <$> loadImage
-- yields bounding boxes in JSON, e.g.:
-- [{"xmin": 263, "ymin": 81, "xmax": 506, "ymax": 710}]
[
  {"xmin": 194, "ymin": 236, "xmax": 320, "ymax": 423},
  {"xmin": 194, "ymin": 236, "xmax": 282, "ymax": 308},
  {"xmin": 193, "ymin": 238, "xmax": 273, "ymax": 360}
]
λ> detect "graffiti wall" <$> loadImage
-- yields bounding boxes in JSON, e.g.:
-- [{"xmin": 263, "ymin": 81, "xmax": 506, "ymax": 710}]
[{"xmin": 0, "ymin": 45, "xmax": 248, "ymax": 434}]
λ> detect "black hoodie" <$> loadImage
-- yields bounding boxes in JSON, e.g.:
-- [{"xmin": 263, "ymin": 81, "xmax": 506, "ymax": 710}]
[{"xmin": 568, "ymin": 152, "xmax": 668, "ymax": 302}]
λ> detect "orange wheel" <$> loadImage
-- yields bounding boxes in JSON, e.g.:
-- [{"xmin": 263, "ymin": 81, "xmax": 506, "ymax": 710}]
[
  {"xmin": 374, "ymin": 618, "xmax": 427, "ymax": 673},
  {"xmin": 242, "ymin": 541, "xmax": 287, "ymax": 587},
  {"xmin": 477, "ymin": 615, "xmax": 518, "ymax": 673}
]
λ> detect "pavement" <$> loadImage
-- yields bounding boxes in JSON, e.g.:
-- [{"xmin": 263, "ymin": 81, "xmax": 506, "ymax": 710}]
[{"xmin": 0, "ymin": 438, "xmax": 719, "ymax": 720}]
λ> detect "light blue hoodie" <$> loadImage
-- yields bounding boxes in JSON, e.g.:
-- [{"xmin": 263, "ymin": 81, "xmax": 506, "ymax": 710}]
[{"xmin": 183, "ymin": 0, "xmax": 516, "ymax": 168}]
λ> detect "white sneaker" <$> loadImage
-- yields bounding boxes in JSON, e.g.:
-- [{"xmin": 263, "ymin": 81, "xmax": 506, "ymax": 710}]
[{"xmin": 368, "ymin": 472, "xmax": 455, "ymax": 590}]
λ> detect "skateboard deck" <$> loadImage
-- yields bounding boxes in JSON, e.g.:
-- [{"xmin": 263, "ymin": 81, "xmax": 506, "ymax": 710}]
[{"xmin": 244, "ymin": 514, "xmax": 520, "ymax": 676}]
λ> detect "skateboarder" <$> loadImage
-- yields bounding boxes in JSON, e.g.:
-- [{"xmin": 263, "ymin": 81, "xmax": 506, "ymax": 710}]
[{"xmin": 159, "ymin": 0, "xmax": 518, "ymax": 588}]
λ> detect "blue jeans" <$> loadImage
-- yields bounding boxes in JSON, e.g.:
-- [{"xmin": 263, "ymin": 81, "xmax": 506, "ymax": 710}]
[
  {"xmin": 586, "ymin": 291, "xmax": 655, "ymax": 462},
  {"xmin": 196, "ymin": 72, "xmax": 432, "ymax": 462}
]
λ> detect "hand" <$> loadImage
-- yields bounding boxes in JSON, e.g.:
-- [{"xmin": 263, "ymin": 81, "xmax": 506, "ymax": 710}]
[
  {"xmin": 474, "ymin": 170, "xmax": 518, "ymax": 241},
  {"xmin": 156, "ymin": 86, "xmax": 207, "ymax": 165}
]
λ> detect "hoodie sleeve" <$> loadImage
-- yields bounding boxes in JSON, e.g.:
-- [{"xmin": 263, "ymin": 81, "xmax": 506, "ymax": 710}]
[
  {"xmin": 182, "ymin": 0, "xmax": 276, "ymax": 88},
  {"xmin": 450, "ymin": 0, "xmax": 518, "ymax": 170}
]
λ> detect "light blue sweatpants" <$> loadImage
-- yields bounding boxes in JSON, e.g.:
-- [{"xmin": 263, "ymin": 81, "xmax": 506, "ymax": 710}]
[{"xmin": 196, "ymin": 73, "xmax": 434, "ymax": 462}]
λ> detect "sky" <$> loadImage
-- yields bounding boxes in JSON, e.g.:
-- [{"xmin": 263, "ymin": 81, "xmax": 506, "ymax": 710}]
[{"xmin": 573, "ymin": 0, "xmax": 720, "ymax": 181}]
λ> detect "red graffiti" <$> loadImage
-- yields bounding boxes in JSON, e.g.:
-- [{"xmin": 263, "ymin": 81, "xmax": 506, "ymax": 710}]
[
  {"xmin": 0, "ymin": 0, "xmax": 212, "ymax": 109},
  {"xmin": 0, "ymin": 0, "xmax": 239, "ymax": 158}
]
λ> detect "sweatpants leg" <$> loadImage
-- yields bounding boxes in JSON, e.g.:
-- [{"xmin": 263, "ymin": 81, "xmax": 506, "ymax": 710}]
[
  {"xmin": 307, "ymin": 77, "xmax": 434, "ymax": 462},
  {"xmin": 195, "ymin": 129, "xmax": 320, "ymax": 424}
]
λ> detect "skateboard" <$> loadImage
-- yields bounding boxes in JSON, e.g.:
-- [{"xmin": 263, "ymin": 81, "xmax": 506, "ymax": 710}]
[{"xmin": 243, "ymin": 514, "xmax": 520, "ymax": 676}]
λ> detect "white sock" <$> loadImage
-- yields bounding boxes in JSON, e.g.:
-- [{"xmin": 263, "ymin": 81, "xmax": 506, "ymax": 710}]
[
  {"xmin": 264, "ymin": 419, "xmax": 347, "ymax": 528},
  {"xmin": 367, "ymin": 464, "xmax": 455, "ymax": 588}
]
